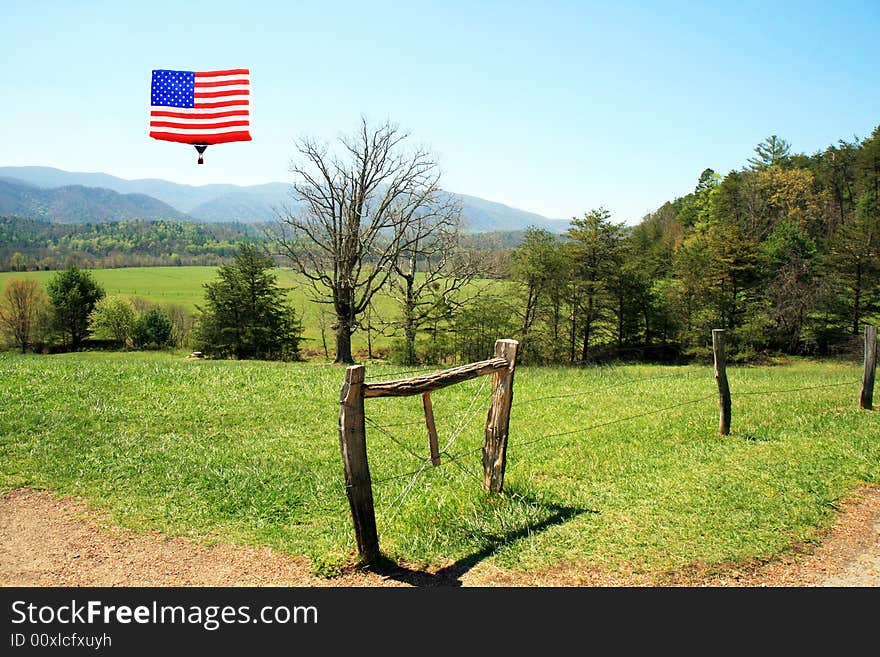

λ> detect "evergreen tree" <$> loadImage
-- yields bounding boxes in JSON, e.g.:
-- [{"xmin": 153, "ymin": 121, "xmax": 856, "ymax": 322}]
[
  {"xmin": 856, "ymin": 125, "xmax": 880, "ymax": 197},
  {"xmin": 134, "ymin": 308, "xmax": 173, "ymax": 349},
  {"xmin": 195, "ymin": 244, "xmax": 302, "ymax": 360},
  {"xmin": 510, "ymin": 227, "xmax": 568, "ymax": 361},
  {"xmin": 822, "ymin": 191, "xmax": 880, "ymax": 335},
  {"xmin": 564, "ymin": 207, "xmax": 627, "ymax": 361},
  {"xmin": 748, "ymin": 135, "xmax": 792, "ymax": 170},
  {"xmin": 46, "ymin": 265, "xmax": 104, "ymax": 349}
]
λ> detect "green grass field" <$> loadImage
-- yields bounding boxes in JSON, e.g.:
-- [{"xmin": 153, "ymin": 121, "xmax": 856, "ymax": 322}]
[
  {"xmin": 0, "ymin": 266, "xmax": 221, "ymax": 309},
  {"xmin": 1, "ymin": 351, "xmax": 876, "ymax": 578}
]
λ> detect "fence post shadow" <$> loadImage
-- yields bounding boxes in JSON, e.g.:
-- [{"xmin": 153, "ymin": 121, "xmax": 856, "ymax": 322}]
[{"xmin": 370, "ymin": 497, "xmax": 598, "ymax": 587}]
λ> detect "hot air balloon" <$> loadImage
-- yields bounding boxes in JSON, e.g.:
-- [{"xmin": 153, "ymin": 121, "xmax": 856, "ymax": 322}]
[{"xmin": 149, "ymin": 68, "xmax": 251, "ymax": 163}]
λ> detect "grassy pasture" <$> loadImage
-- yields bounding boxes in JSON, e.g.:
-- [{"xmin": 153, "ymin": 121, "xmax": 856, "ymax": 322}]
[
  {"xmin": 0, "ymin": 266, "xmax": 220, "ymax": 309},
  {"xmin": 1, "ymin": 351, "xmax": 876, "ymax": 578}
]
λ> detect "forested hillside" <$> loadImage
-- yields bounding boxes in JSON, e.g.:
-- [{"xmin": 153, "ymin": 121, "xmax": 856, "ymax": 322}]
[
  {"xmin": 0, "ymin": 217, "xmax": 528, "ymax": 272},
  {"xmin": 0, "ymin": 178, "xmax": 187, "ymax": 223},
  {"xmin": 510, "ymin": 126, "xmax": 880, "ymax": 362},
  {"xmin": 0, "ymin": 218, "xmax": 261, "ymax": 269}
]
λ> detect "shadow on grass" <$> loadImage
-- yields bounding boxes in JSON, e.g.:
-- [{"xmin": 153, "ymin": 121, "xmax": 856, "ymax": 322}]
[
  {"xmin": 736, "ymin": 430, "xmax": 778, "ymax": 442},
  {"xmin": 369, "ymin": 492, "xmax": 598, "ymax": 587}
]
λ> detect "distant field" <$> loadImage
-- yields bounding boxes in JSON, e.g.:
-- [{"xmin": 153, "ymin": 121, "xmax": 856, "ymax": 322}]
[
  {"xmin": 0, "ymin": 265, "xmax": 333, "ymax": 311},
  {"xmin": 0, "ymin": 266, "xmax": 235, "ymax": 309},
  {"xmin": 0, "ymin": 266, "xmax": 500, "ymax": 357},
  {"xmin": 1, "ymin": 351, "xmax": 876, "ymax": 578}
]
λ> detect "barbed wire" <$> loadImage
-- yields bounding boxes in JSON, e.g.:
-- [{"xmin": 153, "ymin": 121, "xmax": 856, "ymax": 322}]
[
  {"xmin": 439, "ymin": 374, "xmax": 489, "ymax": 454},
  {"xmin": 366, "ymin": 420, "xmax": 424, "ymax": 429},
  {"xmin": 447, "ymin": 393, "xmax": 719, "ymax": 461},
  {"xmin": 363, "ymin": 365, "xmax": 863, "ymax": 535},
  {"xmin": 369, "ymin": 375, "xmax": 493, "ymax": 529},
  {"xmin": 373, "ymin": 465, "xmax": 432, "ymax": 485},
  {"xmin": 439, "ymin": 448, "xmax": 483, "ymax": 484},
  {"xmin": 364, "ymin": 416, "xmax": 433, "ymax": 465},
  {"xmin": 365, "ymin": 366, "xmax": 436, "ymax": 382},
  {"xmin": 517, "ymin": 369, "xmax": 711, "ymax": 406},
  {"xmin": 733, "ymin": 381, "xmax": 854, "ymax": 395},
  {"xmin": 379, "ymin": 461, "xmax": 431, "ymax": 536}
]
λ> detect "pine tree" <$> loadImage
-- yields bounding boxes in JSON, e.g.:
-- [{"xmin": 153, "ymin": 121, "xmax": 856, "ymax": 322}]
[
  {"xmin": 195, "ymin": 244, "xmax": 302, "ymax": 360},
  {"xmin": 46, "ymin": 265, "xmax": 104, "ymax": 349},
  {"xmin": 748, "ymin": 135, "xmax": 792, "ymax": 170}
]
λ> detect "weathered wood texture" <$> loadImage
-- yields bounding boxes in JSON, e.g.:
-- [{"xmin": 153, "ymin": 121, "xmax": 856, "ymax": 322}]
[
  {"xmin": 713, "ymin": 329, "xmax": 731, "ymax": 436},
  {"xmin": 363, "ymin": 357, "xmax": 509, "ymax": 398},
  {"xmin": 861, "ymin": 324, "xmax": 877, "ymax": 410},
  {"xmin": 422, "ymin": 391, "xmax": 441, "ymax": 466},
  {"xmin": 482, "ymin": 339, "xmax": 519, "ymax": 493},
  {"xmin": 338, "ymin": 365, "xmax": 379, "ymax": 564}
]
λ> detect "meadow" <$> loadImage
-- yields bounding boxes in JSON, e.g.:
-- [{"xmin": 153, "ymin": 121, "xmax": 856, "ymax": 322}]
[
  {"xmin": 0, "ymin": 266, "xmax": 221, "ymax": 309},
  {"xmin": 1, "ymin": 350, "xmax": 876, "ymax": 578}
]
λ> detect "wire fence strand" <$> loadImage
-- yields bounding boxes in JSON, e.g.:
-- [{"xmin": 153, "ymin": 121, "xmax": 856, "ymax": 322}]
[
  {"xmin": 517, "ymin": 369, "xmax": 711, "ymax": 406},
  {"xmin": 361, "ymin": 360, "xmax": 863, "ymax": 535},
  {"xmin": 379, "ymin": 462, "xmax": 431, "ymax": 536},
  {"xmin": 440, "ymin": 374, "xmax": 489, "ymax": 454},
  {"xmin": 734, "ymin": 381, "xmax": 855, "ymax": 395},
  {"xmin": 364, "ymin": 416, "xmax": 433, "ymax": 465},
  {"xmin": 448, "ymin": 393, "xmax": 719, "ymax": 461}
]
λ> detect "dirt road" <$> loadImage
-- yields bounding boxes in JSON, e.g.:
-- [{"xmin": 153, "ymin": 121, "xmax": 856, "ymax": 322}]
[{"xmin": 2, "ymin": 486, "xmax": 878, "ymax": 587}]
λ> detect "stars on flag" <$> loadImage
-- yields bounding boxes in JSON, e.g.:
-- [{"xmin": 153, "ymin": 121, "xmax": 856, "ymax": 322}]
[{"xmin": 150, "ymin": 70, "xmax": 195, "ymax": 108}]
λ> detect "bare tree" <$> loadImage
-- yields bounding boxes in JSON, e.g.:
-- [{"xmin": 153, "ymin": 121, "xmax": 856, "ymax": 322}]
[
  {"xmin": 274, "ymin": 117, "xmax": 458, "ymax": 364},
  {"xmin": 386, "ymin": 213, "xmax": 479, "ymax": 364},
  {"xmin": 316, "ymin": 307, "xmax": 330, "ymax": 359},
  {"xmin": 0, "ymin": 278, "xmax": 50, "ymax": 353},
  {"xmin": 164, "ymin": 303, "xmax": 195, "ymax": 349}
]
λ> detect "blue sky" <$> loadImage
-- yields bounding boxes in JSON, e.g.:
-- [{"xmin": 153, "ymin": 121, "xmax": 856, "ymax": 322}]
[{"xmin": 2, "ymin": 0, "xmax": 878, "ymax": 224}]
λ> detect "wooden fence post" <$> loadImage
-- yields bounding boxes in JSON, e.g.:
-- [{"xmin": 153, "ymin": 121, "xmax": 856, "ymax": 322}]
[
  {"xmin": 422, "ymin": 392, "xmax": 441, "ymax": 466},
  {"xmin": 338, "ymin": 364, "xmax": 380, "ymax": 564},
  {"xmin": 860, "ymin": 324, "xmax": 877, "ymax": 410},
  {"xmin": 483, "ymin": 339, "xmax": 519, "ymax": 493},
  {"xmin": 712, "ymin": 329, "xmax": 731, "ymax": 435}
]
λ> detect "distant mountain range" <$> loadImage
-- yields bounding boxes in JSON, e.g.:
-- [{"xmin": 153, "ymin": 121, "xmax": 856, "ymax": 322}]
[
  {"xmin": 0, "ymin": 179, "xmax": 188, "ymax": 223},
  {"xmin": 0, "ymin": 166, "xmax": 569, "ymax": 233}
]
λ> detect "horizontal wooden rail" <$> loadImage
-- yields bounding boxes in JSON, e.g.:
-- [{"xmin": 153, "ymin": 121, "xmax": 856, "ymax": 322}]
[{"xmin": 363, "ymin": 357, "xmax": 510, "ymax": 398}]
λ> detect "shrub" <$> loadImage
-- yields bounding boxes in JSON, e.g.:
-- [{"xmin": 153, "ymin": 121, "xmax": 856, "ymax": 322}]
[
  {"xmin": 134, "ymin": 308, "xmax": 173, "ymax": 349},
  {"xmin": 88, "ymin": 296, "xmax": 138, "ymax": 348}
]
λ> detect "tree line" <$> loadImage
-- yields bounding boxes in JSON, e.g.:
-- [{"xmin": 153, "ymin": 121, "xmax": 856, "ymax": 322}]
[
  {"xmin": 269, "ymin": 118, "xmax": 879, "ymax": 365},
  {"xmin": 2, "ymin": 119, "xmax": 877, "ymax": 366},
  {"xmin": 505, "ymin": 127, "xmax": 879, "ymax": 364},
  {"xmin": 0, "ymin": 218, "xmax": 262, "ymax": 271},
  {"xmin": 0, "ymin": 245, "xmax": 303, "ymax": 361},
  {"xmin": 0, "ymin": 266, "xmax": 184, "ymax": 354}
]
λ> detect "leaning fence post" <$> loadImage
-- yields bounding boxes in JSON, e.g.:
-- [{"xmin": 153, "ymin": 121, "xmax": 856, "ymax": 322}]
[
  {"xmin": 482, "ymin": 338, "xmax": 519, "ymax": 493},
  {"xmin": 712, "ymin": 329, "xmax": 731, "ymax": 435},
  {"xmin": 422, "ymin": 392, "xmax": 441, "ymax": 466},
  {"xmin": 338, "ymin": 364, "xmax": 380, "ymax": 564},
  {"xmin": 860, "ymin": 324, "xmax": 877, "ymax": 410}
]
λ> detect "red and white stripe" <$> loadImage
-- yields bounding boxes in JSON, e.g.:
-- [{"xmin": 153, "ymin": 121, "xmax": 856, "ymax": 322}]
[{"xmin": 150, "ymin": 69, "xmax": 251, "ymax": 145}]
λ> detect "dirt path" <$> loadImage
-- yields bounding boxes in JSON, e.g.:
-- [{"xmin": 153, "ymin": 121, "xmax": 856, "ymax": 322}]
[{"xmin": 2, "ymin": 486, "xmax": 878, "ymax": 587}]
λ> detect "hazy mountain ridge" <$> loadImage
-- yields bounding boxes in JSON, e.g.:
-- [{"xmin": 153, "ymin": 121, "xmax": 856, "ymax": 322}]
[
  {"xmin": 0, "ymin": 166, "xmax": 569, "ymax": 232},
  {"xmin": 0, "ymin": 178, "xmax": 187, "ymax": 223}
]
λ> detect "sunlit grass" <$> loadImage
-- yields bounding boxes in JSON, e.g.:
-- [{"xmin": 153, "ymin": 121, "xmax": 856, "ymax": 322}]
[{"xmin": 1, "ymin": 352, "xmax": 876, "ymax": 577}]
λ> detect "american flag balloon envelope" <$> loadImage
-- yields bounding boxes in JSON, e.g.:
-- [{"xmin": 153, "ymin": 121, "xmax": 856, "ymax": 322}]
[{"xmin": 149, "ymin": 68, "xmax": 251, "ymax": 163}]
